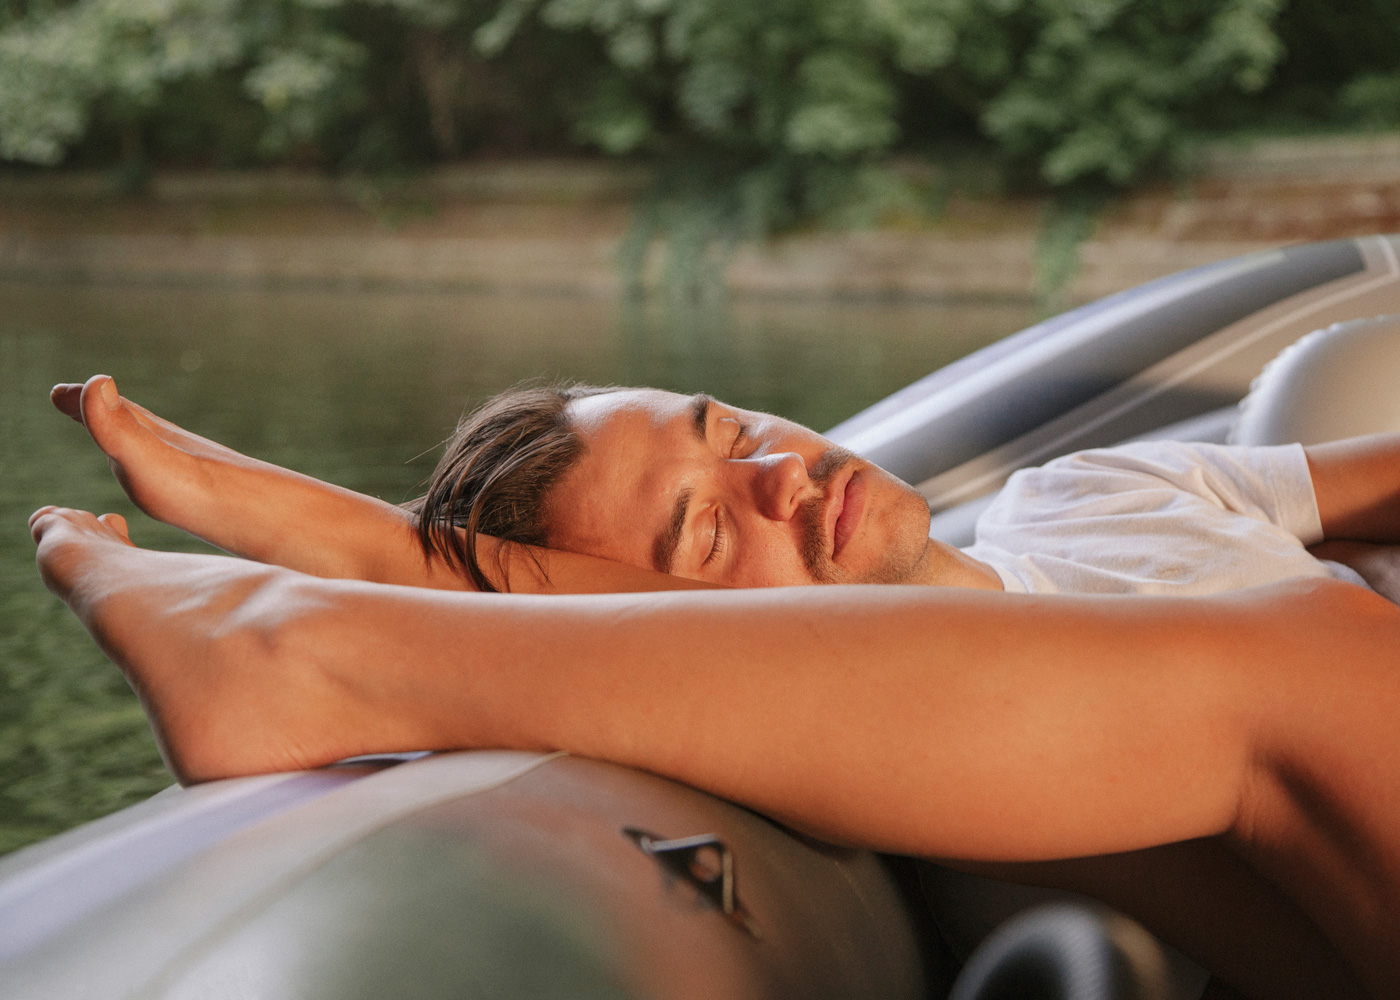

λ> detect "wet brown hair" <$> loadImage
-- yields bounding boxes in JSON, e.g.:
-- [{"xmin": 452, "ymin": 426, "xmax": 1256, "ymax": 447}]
[{"xmin": 407, "ymin": 380, "xmax": 620, "ymax": 592}]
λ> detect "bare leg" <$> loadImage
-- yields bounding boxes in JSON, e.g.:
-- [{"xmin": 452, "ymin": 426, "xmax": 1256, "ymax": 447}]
[
  {"xmin": 49, "ymin": 377, "xmax": 717, "ymax": 595},
  {"xmin": 29, "ymin": 506, "xmax": 1400, "ymax": 996},
  {"xmin": 29, "ymin": 505, "xmax": 385, "ymax": 780},
  {"xmin": 51, "ymin": 375, "xmax": 436, "ymax": 583},
  {"xmin": 51, "ymin": 375, "xmax": 240, "ymax": 524}
]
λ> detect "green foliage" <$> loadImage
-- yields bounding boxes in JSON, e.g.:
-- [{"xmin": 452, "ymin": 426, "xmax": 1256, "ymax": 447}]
[
  {"xmin": 0, "ymin": 0, "xmax": 1394, "ymax": 223},
  {"xmin": 972, "ymin": 0, "xmax": 1287, "ymax": 186},
  {"xmin": 0, "ymin": 0, "xmax": 247, "ymax": 164},
  {"xmin": 477, "ymin": 1, "xmax": 906, "ymax": 169},
  {"xmin": 0, "ymin": 0, "xmax": 518, "ymax": 171},
  {"xmin": 1338, "ymin": 73, "xmax": 1400, "ymax": 130},
  {"xmin": 0, "ymin": 3, "xmax": 105, "ymax": 163},
  {"xmin": 1033, "ymin": 186, "xmax": 1105, "ymax": 308},
  {"xmin": 474, "ymin": 0, "xmax": 927, "ymax": 292}
]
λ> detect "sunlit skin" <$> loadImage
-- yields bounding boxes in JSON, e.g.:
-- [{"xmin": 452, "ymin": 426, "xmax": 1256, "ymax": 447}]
[
  {"xmin": 549, "ymin": 389, "xmax": 1001, "ymax": 590},
  {"xmin": 27, "ymin": 375, "xmax": 1400, "ymax": 998}
]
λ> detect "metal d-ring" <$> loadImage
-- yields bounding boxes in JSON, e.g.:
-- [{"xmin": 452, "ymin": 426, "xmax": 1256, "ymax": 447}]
[{"xmin": 623, "ymin": 827, "xmax": 755, "ymax": 934}]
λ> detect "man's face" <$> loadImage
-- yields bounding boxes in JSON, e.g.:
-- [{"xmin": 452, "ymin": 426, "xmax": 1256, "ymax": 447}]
[{"xmin": 546, "ymin": 389, "xmax": 938, "ymax": 587}]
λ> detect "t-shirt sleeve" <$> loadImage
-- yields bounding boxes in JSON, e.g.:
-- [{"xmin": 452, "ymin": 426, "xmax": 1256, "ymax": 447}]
[{"xmin": 982, "ymin": 440, "xmax": 1325, "ymax": 545}]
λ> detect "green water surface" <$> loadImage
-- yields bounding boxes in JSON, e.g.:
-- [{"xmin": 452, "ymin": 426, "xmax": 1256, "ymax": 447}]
[{"xmin": 0, "ymin": 281, "xmax": 1034, "ymax": 854}]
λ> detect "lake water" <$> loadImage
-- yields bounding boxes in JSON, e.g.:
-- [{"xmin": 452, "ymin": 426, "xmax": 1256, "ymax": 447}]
[{"xmin": 0, "ymin": 280, "xmax": 1035, "ymax": 854}]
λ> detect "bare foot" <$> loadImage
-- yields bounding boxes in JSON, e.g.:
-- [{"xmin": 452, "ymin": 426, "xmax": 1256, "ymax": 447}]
[
  {"xmin": 30, "ymin": 503, "xmax": 330, "ymax": 782},
  {"xmin": 49, "ymin": 374, "xmax": 417, "ymax": 586},
  {"xmin": 51, "ymin": 375, "xmax": 217, "ymax": 522},
  {"xmin": 30, "ymin": 505, "xmax": 135, "ymax": 602}
]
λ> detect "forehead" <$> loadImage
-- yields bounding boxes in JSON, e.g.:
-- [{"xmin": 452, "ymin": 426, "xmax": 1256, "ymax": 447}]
[
  {"xmin": 567, "ymin": 387, "xmax": 695, "ymax": 440},
  {"xmin": 547, "ymin": 388, "xmax": 703, "ymax": 565}
]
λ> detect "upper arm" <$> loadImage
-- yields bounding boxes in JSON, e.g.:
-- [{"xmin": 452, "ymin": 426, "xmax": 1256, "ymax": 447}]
[{"xmin": 1304, "ymin": 432, "xmax": 1400, "ymax": 542}]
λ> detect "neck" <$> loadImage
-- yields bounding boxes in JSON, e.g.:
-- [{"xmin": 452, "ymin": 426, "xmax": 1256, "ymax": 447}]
[{"xmin": 918, "ymin": 539, "xmax": 1003, "ymax": 591}]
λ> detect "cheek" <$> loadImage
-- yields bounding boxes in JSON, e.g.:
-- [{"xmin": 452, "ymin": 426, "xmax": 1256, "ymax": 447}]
[{"xmin": 725, "ymin": 533, "xmax": 817, "ymax": 588}]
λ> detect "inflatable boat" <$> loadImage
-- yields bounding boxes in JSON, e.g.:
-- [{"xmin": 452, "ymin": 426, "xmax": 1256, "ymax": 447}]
[{"xmin": 3, "ymin": 235, "xmax": 1399, "ymax": 1000}]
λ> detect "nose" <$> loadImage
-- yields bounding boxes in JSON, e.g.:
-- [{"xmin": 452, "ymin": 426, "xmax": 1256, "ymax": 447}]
[{"xmin": 743, "ymin": 452, "xmax": 811, "ymax": 521}]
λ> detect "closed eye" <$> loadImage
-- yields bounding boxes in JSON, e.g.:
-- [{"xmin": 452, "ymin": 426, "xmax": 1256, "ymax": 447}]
[
  {"xmin": 727, "ymin": 422, "xmax": 751, "ymax": 457},
  {"xmin": 705, "ymin": 507, "xmax": 728, "ymax": 565}
]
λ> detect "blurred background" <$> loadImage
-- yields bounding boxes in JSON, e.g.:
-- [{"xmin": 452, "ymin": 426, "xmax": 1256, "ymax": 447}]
[{"xmin": 3, "ymin": 0, "xmax": 1399, "ymax": 855}]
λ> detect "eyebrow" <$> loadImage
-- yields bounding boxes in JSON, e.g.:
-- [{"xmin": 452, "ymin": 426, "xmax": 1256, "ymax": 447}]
[
  {"xmin": 689, "ymin": 394, "xmax": 714, "ymax": 441},
  {"xmin": 653, "ymin": 487, "xmax": 693, "ymax": 574},
  {"xmin": 652, "ymin": 395, "xmax": 715, "ymax": 573}
]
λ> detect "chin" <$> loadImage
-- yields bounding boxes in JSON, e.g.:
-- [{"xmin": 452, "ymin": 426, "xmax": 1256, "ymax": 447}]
[{"xmin": 845, "ymin": 489, "xmax": 933, "ymax": 585}]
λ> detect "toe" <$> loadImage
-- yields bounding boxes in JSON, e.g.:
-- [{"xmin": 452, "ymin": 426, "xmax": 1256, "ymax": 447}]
[
  {"xmin": 98, "ymin": 512, "xmax": 132, "ymax": 543},
  {"xmin": 79, "ymin": 375, "xmax": 128, "ymax": 441},
  {"xmin": 28, "ymin": 505, "xmax": 61, "ymax": 539},
  {"xmin": 51, "ymin": 384, "xmax": 84, "ymax": 419},
  {"xmin": 29, "ymin": 505, "xmax": 57, "ymax": 528}
]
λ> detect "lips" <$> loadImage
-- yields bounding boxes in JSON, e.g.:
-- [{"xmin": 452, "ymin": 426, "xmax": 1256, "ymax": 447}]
[{"xmin": 830, "ymin": 468, "xmax": 867, "ymax": 560}]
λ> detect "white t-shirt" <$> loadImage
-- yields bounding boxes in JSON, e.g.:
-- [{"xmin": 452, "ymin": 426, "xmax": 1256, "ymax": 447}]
[{"xmin": 962, "ymin": 440, "xmax": 1368, "ymax": 595}]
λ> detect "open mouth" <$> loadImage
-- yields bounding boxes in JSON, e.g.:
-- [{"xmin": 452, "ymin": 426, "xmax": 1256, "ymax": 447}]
[{"xmin": 830, "ymin": 467, "xmax": 867, "ymax": 560}]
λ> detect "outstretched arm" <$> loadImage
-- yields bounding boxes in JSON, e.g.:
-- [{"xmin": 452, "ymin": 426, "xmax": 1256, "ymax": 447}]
[{"xmin": 53, "ymin": 376, "xmax": 711, "ymax": 594}]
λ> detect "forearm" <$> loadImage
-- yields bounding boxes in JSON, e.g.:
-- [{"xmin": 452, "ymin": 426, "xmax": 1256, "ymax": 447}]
[{"xmin": 1306, "ymin": 433, "xmax": 1400, "ymax": 542}]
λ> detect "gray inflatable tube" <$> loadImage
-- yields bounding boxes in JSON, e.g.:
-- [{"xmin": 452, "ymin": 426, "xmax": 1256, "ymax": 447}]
[
  {"xmin": 4, "ymin": 236, "xmax": 1400, "ymax": 1000},
  {"xmin": 831, "ymin": 233, "xmax": 1400, "ymax": 545}
]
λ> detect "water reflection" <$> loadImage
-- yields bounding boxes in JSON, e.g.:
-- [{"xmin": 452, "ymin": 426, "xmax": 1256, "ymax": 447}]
[{"xmin": 0, "ymin": 281, "xmax": 1034, "ymax": 854}]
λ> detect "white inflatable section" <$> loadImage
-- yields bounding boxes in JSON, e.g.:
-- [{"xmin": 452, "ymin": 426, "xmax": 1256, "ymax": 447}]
[{"xmin": 1233, "ymin": 315, "xmax": 1400, "ymax": 446}]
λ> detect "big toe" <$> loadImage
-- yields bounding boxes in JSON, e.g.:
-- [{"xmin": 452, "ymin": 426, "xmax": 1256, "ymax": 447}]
[
  {"xmin": 79, "ymin": 375, "xmax": 129, "ymax": 439},
  {"xmin": 98, "ymin": 512, "xmax": 132, "ymax": 543},
  {"xmin": 84, "ymin": 374, "xmax": 120, "ymax": 410}
]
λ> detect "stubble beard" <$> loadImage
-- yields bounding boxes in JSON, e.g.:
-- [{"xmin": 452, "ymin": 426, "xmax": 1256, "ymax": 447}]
[{"xmin": 798, "ymin": 446, "xmax": 932, "ymax": 585}]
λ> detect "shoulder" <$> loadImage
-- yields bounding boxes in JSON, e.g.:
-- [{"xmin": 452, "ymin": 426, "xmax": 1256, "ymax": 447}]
[{"xmin": 1008, "ymin": 440, "xmax": 1313, "ymax": 509}]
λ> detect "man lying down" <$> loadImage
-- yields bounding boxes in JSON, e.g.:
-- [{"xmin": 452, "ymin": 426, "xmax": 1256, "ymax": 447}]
[{"xmin": 29, "ymin": 373, "xmax": 1400, "ymax": 1000}]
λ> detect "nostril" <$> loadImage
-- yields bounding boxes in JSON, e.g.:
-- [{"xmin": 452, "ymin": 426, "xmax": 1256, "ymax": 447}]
[{"xmin": 754, "ymin": 453, "xmax": 808, "ymax": 520}]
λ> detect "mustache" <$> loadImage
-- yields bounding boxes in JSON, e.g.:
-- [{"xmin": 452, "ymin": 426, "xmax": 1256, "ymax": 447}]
[
  {"xmin": 798, "ymin": 445, "xmax": 859, "ymax": 582},
  {"xmin": 809, "ymin": 445, "xmax": 857, "ymax": 489}
]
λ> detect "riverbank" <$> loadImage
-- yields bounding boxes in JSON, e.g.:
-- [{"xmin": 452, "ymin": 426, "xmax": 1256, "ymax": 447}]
[{"xmin": 3, "ymin": 135, "xmax": 1399, "ymax": 302}]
